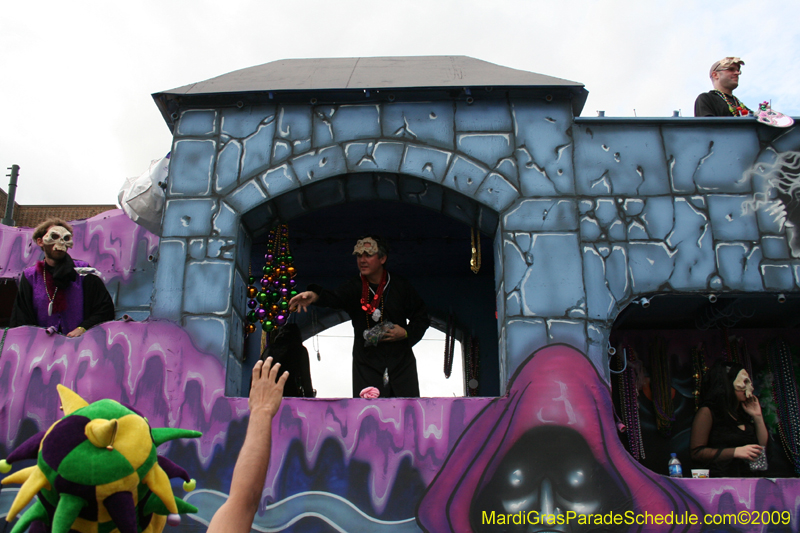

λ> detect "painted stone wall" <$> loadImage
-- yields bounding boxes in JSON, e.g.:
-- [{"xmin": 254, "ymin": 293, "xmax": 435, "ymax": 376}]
[{"xmin": 155, "ymin": 100, "xmax": 800, "ymax": 394}]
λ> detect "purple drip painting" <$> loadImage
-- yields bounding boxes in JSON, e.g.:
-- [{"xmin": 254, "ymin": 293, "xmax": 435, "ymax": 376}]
[{"xmin": 0, "ymin": 210, "xmax": 798, "ymax": 532}]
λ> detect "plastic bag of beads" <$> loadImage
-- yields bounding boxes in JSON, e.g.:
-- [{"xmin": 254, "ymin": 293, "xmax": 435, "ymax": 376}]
[{"xmin": 363, "ymin": 321, "xmax": 394, "ymax": 347}]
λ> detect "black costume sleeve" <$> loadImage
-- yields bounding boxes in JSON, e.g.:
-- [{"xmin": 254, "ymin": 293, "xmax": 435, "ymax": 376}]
[
  {"xmin": 695, "ymin": 92, "xmax": 728, "ymax": 117},
  {"xmin": 690, "ymin": 406, "xmax": 735, "ymax": 468},
  {"xmin": 79, "ymin": 274, "xmax": 115, "ymax": 330},
  {"xmin": 9, "ymin": 275, "xmax": 38, "ymax": 327},
  {"xmin": 403, "ymin": 283, "xmax": 429, "ymax": 347},
  {"xmin": 308, "ymin": 278, "xmax": 361, "ymax": 316}
]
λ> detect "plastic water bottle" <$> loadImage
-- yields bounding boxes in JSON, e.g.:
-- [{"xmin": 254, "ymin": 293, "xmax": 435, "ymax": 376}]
[{"xmin": 668, "ymin": 453, "xmax": 683, "ymax": 478}]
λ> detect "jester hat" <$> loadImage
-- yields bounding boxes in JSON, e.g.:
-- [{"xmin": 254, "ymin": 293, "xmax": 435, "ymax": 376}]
[{"xmin": 1, "ymin": 385, "xmax": 201, "ymax": 533}]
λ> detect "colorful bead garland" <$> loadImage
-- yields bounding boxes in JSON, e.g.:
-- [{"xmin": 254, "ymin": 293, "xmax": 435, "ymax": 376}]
[
  {"xmin": 244, "ymin": 224, "xmax": 298, "ymax": 335},
  {"xmin": 767, "ymin": 339, "xmax": 800, "ymax": 476}
]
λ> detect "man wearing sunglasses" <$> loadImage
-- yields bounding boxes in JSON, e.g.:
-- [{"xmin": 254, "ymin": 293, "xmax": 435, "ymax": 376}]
[{"xmin": 694, "ymin": 57, "xmax": 752, "ymax": 117}]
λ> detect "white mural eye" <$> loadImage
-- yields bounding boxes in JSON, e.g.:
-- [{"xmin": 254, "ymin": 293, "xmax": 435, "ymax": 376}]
[
  {"xmin": 567, "ymin": 469, "xmax": 585, "ymax": 487},
  {"xmin": 509, "ymin": 468, "xmax": 524, "ymax": 487}
]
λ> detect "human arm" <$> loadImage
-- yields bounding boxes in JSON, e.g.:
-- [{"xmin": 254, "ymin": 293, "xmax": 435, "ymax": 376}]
[
  {"xmin": 690, "ymin": 406, "xmax": 763, "ymax": 466},
  {"xmin": 68, "ymin": 274, "xmax": 115, "ymax": 337},
  {"xmin": 206, "ymin": 357, "xmax": 289, "ymax": 533},
  {"xmin": 742, "ymin": 396, "xmax": 768, "ymax": 447},
  {"xmin": 9, "ymin": 274, "xmax": 37, "ymax": 327}
]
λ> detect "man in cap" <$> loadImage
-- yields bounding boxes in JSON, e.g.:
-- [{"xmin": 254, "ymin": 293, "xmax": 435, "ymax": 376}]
[
  {"xmin": 10, "ymin": 218, "xmax": 115, "ymax": 336},
  {"xmin": 289, "ymin": 235, "xmax": 429, "ymax": 398},
  {"xmin": 695, "ymin": 57, "xmax": 752, "ymax": 117}
]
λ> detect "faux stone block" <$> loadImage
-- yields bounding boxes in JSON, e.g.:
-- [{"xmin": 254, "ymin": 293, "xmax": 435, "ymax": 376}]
[
  {"xmin": 213, "ymin": 202, "xmax": 238, "ymax": 237},
  {"xmin": 290, "ymin": 146, "xmax": 347, "ymax": 185},
  {"xmin": 667, "ymin": 198, "xmax": 714, "ymax": 290},
  {"xmin": 663, "ymin": 126, "xmax": 759, "ymax": 193},
  {"xmin": 227, "ymin": 180, "xmax": 268, "ymax": 214},
  {"xmin": 330, "ymin": 104, "xmax": 381, "ymax": 142},
  {"xmin": 716, "ymin": 243, "xmax": 763, "ymax": 291},
  {"xmin": 400, "ymin": 145, "xmax": 452, "ymax": 183},
  {"xmin": 581, "ymin": 216, "xmax": 602, "ymax": 241},
  {"xmin": 708, "ymin": 195, "xmax": 759, "ymax": 241},
  {"xmin": 177, "ymin": 110, "xmax": 216, "ymax": 136},
  {"xmin": 241, "ymin": 119, "xmax": 276, "ymax": 180},
  {"xmin": 520, "ymin": 233, "xmax": 584, "ymax": 317},
  {"xmin": 345, "ymin": 141, "xmax": 404, "ymax": 173},
  {"xmin": 236, "ymin": 224, "xmax": 251, "ymax": 272},
  {"xmin": 398, "ymin": 177, "xmax": 444, "ymax": 211},
  {"xmin": 375, "ymin": 174, "xmax": 400, "ymax": 200},
  {"xmin": 230, "ymin": 308, "xmax": 245, "ymax": 354},
  {"xmin": 442, "ymin": 156, "xmax": 489, "ymax": 197},
  {"xmin": 260, "ymin": 163, "xmax": 300, "ymax": 198},
  {"xmin": 584, "ymin": 246, "xmax": 616, "ymax": 320},
  {"xmin": 272, "ymin": 139, "xmax": 293, "ymax": 164},
  {"xmin": 162, "ymin": 199, "xmax": 216, "ymax": 238},
  {"xmin": 503, "ymin": 234, "xmax": 528, "ymax": 292},
  {"xmin": 304, "ymin": 179, "xmax": 346, "ymax": 210},
  {"xmin": 226, "ymin": 353, "xmax": 243, "ymax": 396},
  {"xmin": 574, "ymin": 125, "xmax": 670, "ymax": 196},
  {"xmin": 506, "ymin": 318, "xmax": 547, "ymax": 377},
  {"xmin": 628, "ymin": 242, "xmax": 675, "ymax": 293},
  {"xmin": 188, "ymin": 238, "xmax": 206, "ymax": 260},
  {"xmin": 606, "ymin": 245, "xmax": 629, "ymax": 302},
  {"xmin": 761, "ymin": 235, "xmax": 790, "ymax": 259},
  {"xmin": 151, "ymin": 239, "xmax": 186, "ymax": 321},
  {"xmin": 221, "ymin": 106, "xmax": 276, "ymax": 138},
  {"xmin": 455, "ymin": 100, "xmax": 513, "ymax": 132},
  {"xmin": 313, "ymin": 106, "xmax": 336, "ymax": 147},
  {"xmin": 761, "ymin": 263, "xmax": 795, "ymax": 290},
  {"xmin": 513, "ymin": 100, "xmax": 574, "ymax": 196},
  {"xmin": 641, "ymin": 197, "xmax": 675, "ymax": 240},
  {"xmin": 169, "ymin": 139, "xmax": 215, "ymax": 196},
  {"xmin": 215, "ymin": 140, "xmax": 242, "ymax": 195},
  {"xmin": 594, "ymin": 199, "xmax": 620, "ymax": 228},
  {"xmin": 382, "ymin": 102, "xmax": 455, "ymax": 150},
  {"xmin": 503, "ymin": 199, "xmax": 578, "ymax": 232},
  {"xmin": 457, "ymin": 133, "xmax": 513, "ymax": 168},
  {"xmin": 442, "ymin": 189, "xmax": 477, "ymax": 227},
  {"xmin": 183, "ymin": 259, "xmax": 233, "ymax": 314},
  {"xmin": 183, "ymin": 316, "xmax": 228, "ymax": 357},
  {"xmin": 232, "ymin": 268, "xmax": 247, "ymax": 318},
  {"xmin": 547, "ymin": 319, "xmax": 588, "ymax": 353},
  {"xmin": 277, "ymin": 105, "xmax": 313, "ymax": 145},
  {"xmin": 475, "ymin": 172, "xmax": 519, "ymax": 212}
]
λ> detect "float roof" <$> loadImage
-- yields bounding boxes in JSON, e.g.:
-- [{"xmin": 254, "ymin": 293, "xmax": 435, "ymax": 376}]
[
  {"xmin": 153, "ymin": 56, "xmax": 588, "ymax": 127},
  {"xmin": 160, "ymin": 56, "xmax": 583, "ymax": 94}
]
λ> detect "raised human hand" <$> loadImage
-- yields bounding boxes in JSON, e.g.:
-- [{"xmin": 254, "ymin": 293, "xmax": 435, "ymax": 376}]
[
  {"xmin": 741, "ymin": 395, "xmax": 763, "ymax": 418},
  {"xmin": 249, "ymin": 357, "xmax": 289, "ymax": 418}
]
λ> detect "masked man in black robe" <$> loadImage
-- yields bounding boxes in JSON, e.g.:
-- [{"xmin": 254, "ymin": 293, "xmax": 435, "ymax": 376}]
[{"xmin": 289, "ymin": 236, "xmax": 429, "ymax": 398}]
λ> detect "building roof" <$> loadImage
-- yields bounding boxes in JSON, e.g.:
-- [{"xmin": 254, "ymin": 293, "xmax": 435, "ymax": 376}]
[
  {"xmin": 0, "ymin": 188, "xmax": 116, "ymax": 228},
  {"xmin": 160, "ymin": 56, "xmax": 583, "ymax": 95},
  {"xmin": 153, "ymin": 56, "xmax": 588, "ymax": 127}
]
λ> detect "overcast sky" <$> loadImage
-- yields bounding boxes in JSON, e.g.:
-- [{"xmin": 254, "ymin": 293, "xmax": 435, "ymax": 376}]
[{"xmin": 2, "ymin": 0, "xmax": 798, "ymax": 206}]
